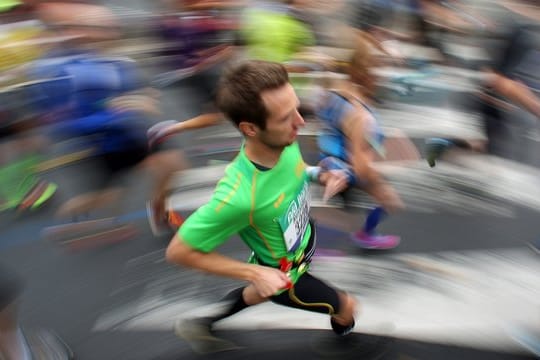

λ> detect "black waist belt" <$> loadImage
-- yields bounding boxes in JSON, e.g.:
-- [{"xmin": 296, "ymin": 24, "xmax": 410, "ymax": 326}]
[{"xmin": 255, "ymin": 220, "xmax": 317, "ymax": 269}]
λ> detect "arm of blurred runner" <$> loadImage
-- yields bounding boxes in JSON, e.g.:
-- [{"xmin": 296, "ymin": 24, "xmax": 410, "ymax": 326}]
[
  {"xmin": 343, "ymin": 111, "xmax": 403, "ymax": 212},
  {"xmin": 486, "ymin": 70, "xmax": 540, "ymax": 119},
  {"xmin": 342, "ymin": 112, "xmax": 383, "ymax": 186},
  {"xmin": 173, "ymin": 113, "xmax": 225, "ymax": 133},
  {"xmin": 147, "ymin": 112, "xmax": 225, "ymax": 148}
]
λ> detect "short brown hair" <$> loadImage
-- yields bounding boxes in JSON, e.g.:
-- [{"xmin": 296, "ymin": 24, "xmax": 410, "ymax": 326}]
[{"xmin": 216, "ymin": 60, "xmax": 289, "ymax": 130}]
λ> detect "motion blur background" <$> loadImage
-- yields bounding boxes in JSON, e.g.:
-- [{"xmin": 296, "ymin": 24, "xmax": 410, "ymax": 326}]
[{"xmin": 1, "ymin": 0, "xmax": 540, "ymax": 359}]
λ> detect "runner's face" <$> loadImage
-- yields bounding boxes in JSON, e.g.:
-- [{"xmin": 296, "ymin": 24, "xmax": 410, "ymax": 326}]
[{"xmin": 259, "ymin": 84, "xmax": 305, "ymax": 149}]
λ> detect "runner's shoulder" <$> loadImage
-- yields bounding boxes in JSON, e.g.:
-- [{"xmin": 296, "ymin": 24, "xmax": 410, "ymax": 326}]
[{"xmin": 211, "ymin": 162, "xmax": 252, "ymax": 208}]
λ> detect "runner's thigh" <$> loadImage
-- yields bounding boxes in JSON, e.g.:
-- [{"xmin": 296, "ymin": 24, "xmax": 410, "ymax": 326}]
[{"xmin": 270, "ymin": 272, "xmax": 342, "ymax": 315}]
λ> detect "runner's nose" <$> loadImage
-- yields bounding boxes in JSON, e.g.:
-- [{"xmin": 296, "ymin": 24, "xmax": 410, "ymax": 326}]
[{"xmin": 294, "ymin": 110, "xmax": 305, "ymax": 127}]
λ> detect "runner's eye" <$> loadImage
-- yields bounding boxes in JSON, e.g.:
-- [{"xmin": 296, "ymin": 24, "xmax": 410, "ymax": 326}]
[{"xmin": 282, "ymin": 113, "xmax": 292, "ymax": 123}]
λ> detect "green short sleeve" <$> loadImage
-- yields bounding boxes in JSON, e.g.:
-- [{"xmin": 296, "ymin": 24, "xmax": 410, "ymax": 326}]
[{"xmin": 178, "ymin": 169, "xmax": 250, "ymax": 252}]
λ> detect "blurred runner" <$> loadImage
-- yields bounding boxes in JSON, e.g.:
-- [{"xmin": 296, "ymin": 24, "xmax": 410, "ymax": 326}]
[
  {"xmin": 29, "ymin": 2, "xmax": 187, "ymax": 245},
  {"xmin": 0, "ymin": 2, "xmax": 58, "ymax": 215},
  {"xmin": 308, "ymin": 36, "xmax": 419, "ymax": 250},
  {"xmin": 151, "ymin": 0, "xmax": 239, "ymax": 88},
  {"xmin": 241, "ymin": 0, "xmax": 316, "ymax": 63},
  {"xmin": 425, "ymin": 0, "xmax": 540, "ymax": 167}
]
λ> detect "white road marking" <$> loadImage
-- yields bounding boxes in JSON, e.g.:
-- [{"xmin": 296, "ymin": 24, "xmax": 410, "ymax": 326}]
[{"xmin": 94, "ymin": 247, "xmax": 540, "ymax": 354}]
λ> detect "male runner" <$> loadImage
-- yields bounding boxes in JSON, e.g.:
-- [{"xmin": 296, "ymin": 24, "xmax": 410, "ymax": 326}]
[{"xmin": 166, "ymin": 60, "xmax": 357, "ymax": 353}]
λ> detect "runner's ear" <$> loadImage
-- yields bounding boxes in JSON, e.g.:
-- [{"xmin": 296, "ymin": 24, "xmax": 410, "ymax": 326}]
[{"xmin": 238, "ymin": 122, "xmax": 258, "ymax": 137}]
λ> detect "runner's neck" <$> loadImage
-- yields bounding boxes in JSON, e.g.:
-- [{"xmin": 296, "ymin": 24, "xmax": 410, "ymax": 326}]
[{"xmin": 244, "ymin": 140, "xmax": 284, "ymax": 169}]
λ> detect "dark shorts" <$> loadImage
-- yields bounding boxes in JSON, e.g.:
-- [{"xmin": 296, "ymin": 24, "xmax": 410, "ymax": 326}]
[
  {"xmin": 270, "ymin": 272, "xmax": 343, "ymax": 316},
  {"xmin": 269, "ymin": 222, "xmax": 344, "ymax": 316},
  {"xmin": 86, "ymin": 140, "xmax": 149, "ymax": 190},
  {"xmin": 100, "ymin": 145, "xmax": 149, "ymax": 179},
  {"xmin": 0, "ymin": 263, "xmax": 23, "ymax": 309}
]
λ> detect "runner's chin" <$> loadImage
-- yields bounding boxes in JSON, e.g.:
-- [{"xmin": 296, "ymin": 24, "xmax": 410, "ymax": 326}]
[{"xmin": 290, "ymin": 131, "xmax": 298, "ymax": 142}]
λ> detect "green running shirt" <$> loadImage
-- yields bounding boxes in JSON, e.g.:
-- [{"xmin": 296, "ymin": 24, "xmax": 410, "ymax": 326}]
[
  {"xmin": 0, "ymin": 0, "xmax": 21, "ymax": 12},
  {"xmin": 179, "ymin": 142, "xmax": 312, "ymax": 284},
  {"xmin": 241, "ymin": 8, "xmax": 315, "ymax": 63}
]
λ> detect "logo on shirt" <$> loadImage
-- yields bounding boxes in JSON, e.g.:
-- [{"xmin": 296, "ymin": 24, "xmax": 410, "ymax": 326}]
[
  {"xmin": 274, "ymin": 193, "xmax": 285, "ymax": 208},
  {"xmin": 295, "ymin": 160, "xmax": 306, "ymax": 178}
]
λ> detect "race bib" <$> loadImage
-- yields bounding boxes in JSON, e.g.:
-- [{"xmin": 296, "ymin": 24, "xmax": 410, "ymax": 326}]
[{"xmin": 278, "ymin": 181, "xmax": 310, "ymax": 252}]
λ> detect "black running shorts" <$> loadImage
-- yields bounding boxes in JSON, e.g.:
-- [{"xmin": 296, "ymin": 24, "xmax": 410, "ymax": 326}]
[{"xmin": 270, "ymin": 272, "xmax": 343, "ymax": 316}]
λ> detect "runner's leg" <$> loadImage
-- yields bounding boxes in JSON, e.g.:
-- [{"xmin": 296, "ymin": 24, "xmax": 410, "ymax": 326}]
[{"xmin": 271, "ymin": 272, "xmax": 357, "ymax": 335}]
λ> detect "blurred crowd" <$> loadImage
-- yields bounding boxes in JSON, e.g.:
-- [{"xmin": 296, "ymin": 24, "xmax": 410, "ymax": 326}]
[{"xmin": 0, "ymin": 0, "xmax": 539, "ymax": 224}]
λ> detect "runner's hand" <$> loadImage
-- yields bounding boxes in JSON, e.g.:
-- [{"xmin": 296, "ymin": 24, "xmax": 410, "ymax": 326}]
[
  {"xmin": 251, "ymin": 266, "xmax": 291, "ymax": 297},
  {"xmin": 320, "ymin": 170, "xmax": 349, "ymax": 202}
]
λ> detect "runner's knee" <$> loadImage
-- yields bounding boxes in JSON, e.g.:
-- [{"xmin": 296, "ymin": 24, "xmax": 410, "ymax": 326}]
[{"xmin": 333, "ymin": 291, "xmax": 357, "ymax": 324}]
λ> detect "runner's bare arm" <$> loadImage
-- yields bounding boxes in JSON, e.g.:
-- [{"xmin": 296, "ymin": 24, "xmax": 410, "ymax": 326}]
[
  {"xmin": 170, "ymin": 113, "xmax": 224, "ymax": 134},
  {"xmin": 342, "ymin": 111, "xmax": 404, "ymax": 211},
  {"xmin": 486, "ymin": 70, "xmax": 540, "ymax": 119},
  {"xmin": 166, "ymin": 234, "xmax": 290, "ymax": 297},
  {"xmin": 147, "ymin": 113, "xmax": 225, "ymax": 148},
  {"xmin": 342, "ymin": 113, "xmax": 383, "ymax": 186}
]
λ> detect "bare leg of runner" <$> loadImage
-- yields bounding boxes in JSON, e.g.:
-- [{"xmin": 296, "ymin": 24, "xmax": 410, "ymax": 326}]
[{"xmin": 141, "ymin": 149, "xmax": 188, "ymax": 235}]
